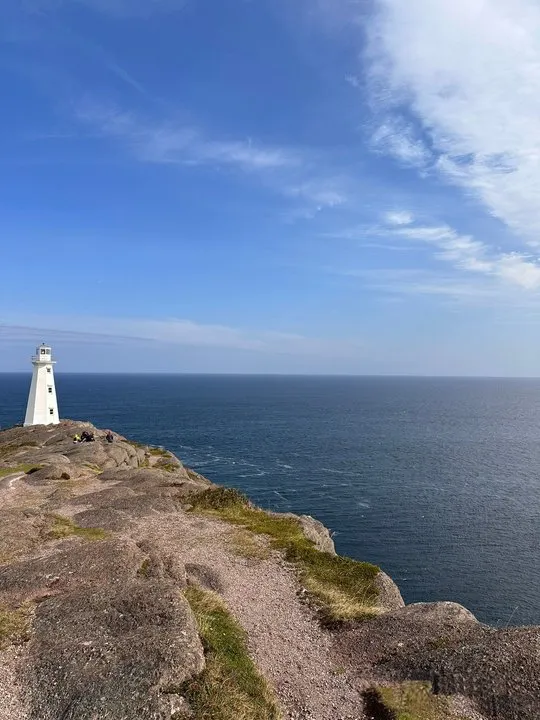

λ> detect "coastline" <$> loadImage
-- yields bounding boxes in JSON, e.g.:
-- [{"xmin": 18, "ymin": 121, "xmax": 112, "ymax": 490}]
[{"xmin": 0, "ymin": 420, "xmax": 538, "ymax": 720}]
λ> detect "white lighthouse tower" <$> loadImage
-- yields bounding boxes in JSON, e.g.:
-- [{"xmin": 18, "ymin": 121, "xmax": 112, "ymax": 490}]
[{"xmin": 24, "ymin": 344, "xmax": 60, "ymax": 426}]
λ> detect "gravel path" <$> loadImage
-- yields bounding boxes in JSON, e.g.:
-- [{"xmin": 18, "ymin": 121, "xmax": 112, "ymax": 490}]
[
  {"xmin": 0, "ymin": 647, "xmax": 29, "ymax": 720},
  {"xmin": 137, "ymin": 512, "xmax": 366, "ymax": 720}
]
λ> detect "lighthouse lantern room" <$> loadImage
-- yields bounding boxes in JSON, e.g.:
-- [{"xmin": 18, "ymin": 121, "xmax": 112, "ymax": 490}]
[{"xmin": 24, "ymin": 344, "xmax": 60, "ymax": 426}]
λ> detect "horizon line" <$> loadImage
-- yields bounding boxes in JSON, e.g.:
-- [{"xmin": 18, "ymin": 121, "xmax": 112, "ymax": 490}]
[{"xmin": 1, "ymin": 371, "xmax": 540, "ymax": 380}]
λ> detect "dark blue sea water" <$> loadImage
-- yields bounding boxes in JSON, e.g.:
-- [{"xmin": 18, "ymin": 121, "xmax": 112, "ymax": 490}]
[{"xmin": 1, "ymin": 373, "xmax": 539, "ymax": 627}]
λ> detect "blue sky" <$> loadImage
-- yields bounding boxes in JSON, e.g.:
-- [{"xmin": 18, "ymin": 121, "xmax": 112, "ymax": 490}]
[{"xmin": 2, "ymin": 0, "xmax": 540, "ymax": 374}]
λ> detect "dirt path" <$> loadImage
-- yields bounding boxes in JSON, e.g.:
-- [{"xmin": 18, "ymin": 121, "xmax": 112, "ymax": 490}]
[{"xmin": 137, "ymin": 512, "xmax": 367, "ymax": 720}]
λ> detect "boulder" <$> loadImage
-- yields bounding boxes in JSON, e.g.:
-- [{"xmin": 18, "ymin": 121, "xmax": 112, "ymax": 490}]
[
  {"xmin": 298, "ymin": 515, "xmax": 336, "ymax": 555},
  {"xmin": 374, "ymin": 571, "xmax": 405, "ymax": 612}
]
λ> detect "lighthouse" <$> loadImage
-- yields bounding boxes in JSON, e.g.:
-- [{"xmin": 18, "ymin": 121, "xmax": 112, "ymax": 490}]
[{"xmin": 24, "ymin": 344, "xmax": 60, "ymax": 426}]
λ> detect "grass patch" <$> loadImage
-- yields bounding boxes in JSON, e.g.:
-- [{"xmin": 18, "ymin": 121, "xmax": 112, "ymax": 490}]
[
  {"xmin": 83, "ymin": 462, "xmax": 103, "ymax": 474},
  {"xmin": 189, "ymin": 488, "xmax": 380, "ymax": 621},
  {"xmin": 155, "ymin": 458, "xmax": 179, "ymax": 472},
  {"xmin": 428, "ymin": 636, "xmax": 453, "ymax": 651},
  {"xmin": 0, "ymin": 464, "xmax": 42, "ymax": 478},
  {"xmin": 0, "ymin": 552, "xmax": 14, "ymax": 566},
  {"xmin": 186, "ymin": 468, "xmax": 206, "ymax": 483},
  {"xmin": 0, "ymin": 446, "xmax": 17, "ymax": 460},
  {"xmin": 46, "ymin": 515, "xmax": 109, "ymax": 541},
  {"xmin": 228, "ymin": 529, "xmax": 271, "ymax": 560},
  {"xmin": 365, "ymin": 683, "xmax": 470, "ymax": 720},
  {"xmin": 148, "ymin": 447, "xmax": 170, "ymax": 457},
  {"xmin": 0, "ymin": 604, "xmax": 32, "ymax": 650},
  {"xmin": 182, "ymin": 586, "xmax": 280, "ymax": 720},
  {"xmin": 137, "ymin": 559, "xmax": 151, "ymax": 577},
  {"xmin": 0, "ymin": 441, "xmax": 39, "ymax": 460}
]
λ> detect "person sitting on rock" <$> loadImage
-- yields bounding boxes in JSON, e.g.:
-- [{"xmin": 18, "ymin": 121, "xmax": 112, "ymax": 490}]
[
  {"xmin": 105, "ymin": 431, "xmax": 114, "ymax": 443},
  {"xmin": 73, "ymin": 434, "xmax": 81, "ymax": 443}
]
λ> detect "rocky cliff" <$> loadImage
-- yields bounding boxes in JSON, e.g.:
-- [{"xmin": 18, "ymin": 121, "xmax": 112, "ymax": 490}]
[{"xmin": 0, "ymin": 421, "xmax": 537, "ymax": 720}]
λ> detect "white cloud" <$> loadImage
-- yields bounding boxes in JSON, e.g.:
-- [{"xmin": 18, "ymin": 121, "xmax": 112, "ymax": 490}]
[
  {"xmin": 285, "ymin": 181, "xmax": 347, "ymax": 213},
  {"xmin": 371, "ymin": 116, "xmax": 431, "ymax": 168},
  {"xmin": 75, "ymin": 102, "xmax": 349, "ymax": 218},
  {"xmin": 369, "ymin": 0, "xmax": 540, "ymax": 244},
  {"xmin": 384, "ymin": 210, "xmax": 414, "ymax": 226},
  {"xmin": 389, "ymin": 220, "xmax": 540, "ymax": 290},
  {"xmin": 76, "ymin": 103, "xmax": 297, "ymax": 172},
  {"xmin": 329, "ymin": 266, "xmax": 500, "ymax": 302}
]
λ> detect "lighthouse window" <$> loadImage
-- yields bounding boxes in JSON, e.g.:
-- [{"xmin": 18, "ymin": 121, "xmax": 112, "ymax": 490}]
[
  {"xmin": 48, "ymin": 387, "xmax": 52, "ymax": 394},
  {"xmin": 47, "ymin": 368, "xmax": 51, "ymax": 373},
  {"xmin": 49, "ymin": 409, "xmax": 54, "ymax": 415},
  {"xmin": 41, "ymin": 349, "xmax": 47, "ymax": 355}
]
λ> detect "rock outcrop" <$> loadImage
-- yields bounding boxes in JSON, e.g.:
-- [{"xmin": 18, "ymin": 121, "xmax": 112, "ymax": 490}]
[{"xmin": 0, "ymin": 421, "xmax": 538, "ymax": 720}]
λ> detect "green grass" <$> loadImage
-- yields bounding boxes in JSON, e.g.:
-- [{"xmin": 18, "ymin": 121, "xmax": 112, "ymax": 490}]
[
  {"xmin": 155, "ymin": 458, "xmax": 180, "ymax": 472},
  {"xmin": 83, "ymin": 462, "xmax": 103, "ymax": 474},
  {"xmin": 0, "ymin": 464, "xmax": 42, "ymax": 478},
  {"xmin": 137, "ymin": 558, "xmax": 152, "ymax": 577},
  {"xmin": 46, "ymin": 515, "xmax": 109, "ymax": 541},
  {"xmin": 148, "ymin": 447, "xmax": 171, "ymax": 457},
  {"xmin": 189, "ymin": 488, "xmax": 381, "ymax": 621},
  {"xmin": 182, "ymin": 586, "xmax": 280, "ymax": 720},
  {"xmin": 228, "ymin": 529, "xmax": 271, "ymax": 560},
  {"xmin": 186, "ymin": 468, "xmax": 206, "ymax": 483},
  {"xmin": 367, "ymin": 683, "xmax": 471, "ymax": 720},
  {"xmin": 0, "ymin": 604, "xmax": 32, "ymax": 650},
  {"xmin": 0, "ymin": 441, "xmax": 39, "ymax": 460}
]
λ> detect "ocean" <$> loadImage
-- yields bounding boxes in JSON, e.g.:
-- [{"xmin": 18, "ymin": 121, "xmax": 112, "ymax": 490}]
[{"xmin": 1, "ymin": 373, "xmax": 539, "ymax": 627}]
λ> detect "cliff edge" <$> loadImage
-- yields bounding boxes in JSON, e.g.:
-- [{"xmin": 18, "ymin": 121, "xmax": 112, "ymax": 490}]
[{"xmin": 0, "ymin": 422, "xmax": 537, "ymax": 720}]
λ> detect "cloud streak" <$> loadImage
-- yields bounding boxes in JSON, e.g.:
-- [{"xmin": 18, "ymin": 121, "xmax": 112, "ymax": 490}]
[
  {"xmin": 384, "ymin": 218, "xmax": 540, "ymax": 291},
  {"xmin": 76, "ymin": 103, "xmax": 298, "ymax": 171},
  {"xmin": 0, "ymin": 316, "xmax": 363, "ymax": 359},
  {"xmin": 75, "ymin": 102, "xmax": 348, "ymax": 215}
]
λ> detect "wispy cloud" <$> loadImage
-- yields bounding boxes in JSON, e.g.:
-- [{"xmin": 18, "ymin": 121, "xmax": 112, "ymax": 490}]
[
  {"xmin": 370, "ymin": 116, "xmax": 432, "ymax": 169},
  {"xmin": 384, "ymin": 210, "xmax": 414, "ymax": 226},
  {"xmin": 284, "ymin": 180, "xmax": 348, "ymax": 219},
  {"xmin": 345, "ymin": 74, "xmax": 360, "ymax": 88},
  {"xmin": 74, "ymin": 101, "xmax": 350, "ymax": 217},
  {"xmin": 76, "ymin": 102, "xmax": 298, "ymax": 172},
  {"xmin": 368, "ymin": 0, "xmax": 540, "ymax": 245},
  {"xmin": 335, "ymin": 267, "xmax": 498, "ymax": 301},
  {"xmin": 76, "ymin": 102, "xmax": 299, "ymax": 171},
  {"xmin": 328, "ymin": 211, "xmax": 540, "ymax": 300},
  {"xmin": 383, "ymin": 217, "xmax": 540, "ymax": 291},
  {"xmin": 1, "ymin": 316, "xmax": 363, "ymax": 359}
]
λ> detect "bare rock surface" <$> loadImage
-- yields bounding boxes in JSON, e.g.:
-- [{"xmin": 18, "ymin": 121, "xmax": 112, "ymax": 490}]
[
  {"xmin": 29, "ymin": 578, "xmax": 204, "ymax": 720},
  {"xmin": 298, "ymin": 514, "xmax": 336, "ymax": 555},
  {"xmin": 336, "ymin": 602, "xmax": 539, "ymax": 720}
]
